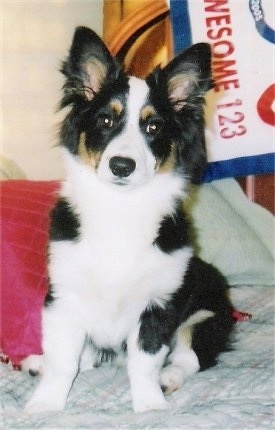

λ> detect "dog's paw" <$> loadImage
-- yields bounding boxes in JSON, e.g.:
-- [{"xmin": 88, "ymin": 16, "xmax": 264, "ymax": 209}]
[
  {"xmin": 25, "ymin": 393, "xmax": 65, "ymax": 414},
  {"xmin": 160, "ymin": 365, "xmax": 184, "ymax": 394},
  {"xmin": 25, "ymin": 399, "xmax": 64, "ymax": 414},
  {"xmin": 133, "ymin": 397, "xmax": 169, "ymax": 413},
  {"xmin": 132, "ymin": 388, "xmax": 169, "ymax": 413},
  {"xmin": 21, "ymin": 354, "xmax": 45, "ymax": 376}
]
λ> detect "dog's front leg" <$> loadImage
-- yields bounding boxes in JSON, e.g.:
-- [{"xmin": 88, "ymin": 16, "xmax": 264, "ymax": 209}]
[
  {"xmin": 127, "ymin": 326, "xmax": 169, "ymax": 413},
  {"xmin": 25, "ymin": 306, "xmax": 85, "ymax": 414}
]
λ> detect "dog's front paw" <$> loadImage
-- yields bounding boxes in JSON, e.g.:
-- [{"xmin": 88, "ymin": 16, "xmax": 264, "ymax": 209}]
[
  {"xmin": 24, "ymin": 381, "xmax": 67, "ymax": 414},
  {"xmin": 133, "ymin": 397, "xmax": 169, "ymax": 413},
  {"xmin": 25, "ymin": 395, "xmax": 65, "ymax": 414},
  {"xmin": 132, "ymin": 387, "xmax": 169, "ymax": 413}
]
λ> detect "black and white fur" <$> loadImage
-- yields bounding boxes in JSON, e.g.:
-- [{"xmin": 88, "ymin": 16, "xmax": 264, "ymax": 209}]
[{"xmin": 24, "ymin": 27, "xmax": 233, "ymax": 413}]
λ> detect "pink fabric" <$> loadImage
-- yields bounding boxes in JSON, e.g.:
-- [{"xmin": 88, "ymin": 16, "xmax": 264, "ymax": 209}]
[
  {"xmin": 0, "ymin": 180, "xmax": 60, "ymax": 364},
  {"xmin": 0, "ymin": 180, "xmax": 249, "ymax": 366}
]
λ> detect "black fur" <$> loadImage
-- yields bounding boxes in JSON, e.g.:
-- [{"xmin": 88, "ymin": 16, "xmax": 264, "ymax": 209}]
[
  {"xmin": 154, "ymin": 203, "xmax": 192, "ymax": 253},
  {"xmin": 55, "ymin": 27, "xmax": 232, "ymax": 363},
  {"xmin": 45, "ymin": 199, "xmax": 80, "ymax": 309},
  {"xmin": 59, "ymin": 26, "xmax": 213, "ymax": 184},
  {"xmin": 184, "ymin": 257, "xmax": 233, "ymax": 369},
  {"xmin": 146, "ymin": 44, "xmax": 214, "ymax": 184},
  {"xmin": 44, "ymin": 287, "xmax": 55, "ymax": 307},
  {"xmin": 60, "ymin": 27, "xmax": 121, "ymax": 111},
  {"xmin": 32, "ymin": 28, "xmax": 234, "ymax": 411},
  {"xmin": 139, "ymin": 303, "xmax": 179, "ymax": 354},
  {"xmin": 59, "ymin": 27, "xmax": 128, "ymax": 156},
  {"xmin": 139, "ymin": 256, "xmax": 233, "ymax": 369},
  {"xmin": 49, "ymin": 198, "xmax": 80, "ymax": 241},
  {"xmin": 55, "ymin": 27, "xmax": 233, "ymax": 370}
]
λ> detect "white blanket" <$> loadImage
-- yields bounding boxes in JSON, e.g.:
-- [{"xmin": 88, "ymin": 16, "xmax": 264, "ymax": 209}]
[
  {"xmin": 191, "ymin": 178, "xmax": 274, "ymax": 286},
  {"xmin": 1, "ymin": 284, "xmax": 273, "ymax": 429}
]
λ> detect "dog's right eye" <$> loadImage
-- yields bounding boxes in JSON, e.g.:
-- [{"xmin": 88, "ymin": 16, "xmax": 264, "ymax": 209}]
[
  {"xmin": 97, "ymin": 116, "xmax": 114, "ymax": 129},
  {"xmin": 146, "ymin": 121, "xmax": 163, "ymax": 135}
]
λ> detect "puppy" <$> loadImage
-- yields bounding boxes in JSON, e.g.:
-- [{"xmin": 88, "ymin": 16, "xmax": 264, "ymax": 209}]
[{"xmin": 25, "ymin": 27, "xmax": 233, "ymax": 413}]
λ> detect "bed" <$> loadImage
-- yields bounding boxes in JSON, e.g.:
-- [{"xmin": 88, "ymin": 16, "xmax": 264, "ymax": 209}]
[
  {"xmin": 0, "ymin": 285, "xmax": 274, "ymax": 429},
  {"xmin": 1, "ymin": 161, "xmax": 274, "ymax": 428},
  {"xmin": 1, "ymin": 1, "xmax": 274, "ymax": 427}
]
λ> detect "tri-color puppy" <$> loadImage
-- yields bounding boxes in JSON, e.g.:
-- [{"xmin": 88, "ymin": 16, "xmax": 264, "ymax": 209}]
[{"xmin": 25, "ymin": 27, "xmax": 233, "ymax": 413}]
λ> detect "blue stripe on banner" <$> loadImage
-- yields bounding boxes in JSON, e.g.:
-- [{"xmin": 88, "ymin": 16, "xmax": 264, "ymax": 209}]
[
  {"xmin": 203, "ymin": 153, "xmax": 275, "ymax": 183},
  {"xmin": 249, "ymin": 0, "xmax": 275, "ymax": 44},
  {"xmin": 170, "ymin": 0, "xmax": 192, "ymax": 54},
  {"xmin": 170, "ymin": 0, "xmax": 274, "ymax": 181}
]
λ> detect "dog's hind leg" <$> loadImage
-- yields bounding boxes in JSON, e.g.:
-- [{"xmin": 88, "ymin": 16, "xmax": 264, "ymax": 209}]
[
  {"xmin": 160, "ymin": 326, "xmax": 200, "ymax": 394},
  {"xmin": 25, "ymin": 305, "xmax": 86, "ymax": 413}
]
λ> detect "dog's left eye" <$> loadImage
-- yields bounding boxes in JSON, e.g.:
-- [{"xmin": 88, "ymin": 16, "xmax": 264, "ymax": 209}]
[
  {"xmin": 97, "ymin": 116, "xmax": 114, "ymax": 128},
  {"xmin": 146, "ymin": 122, "xmax": 162, "ymax": 135}
]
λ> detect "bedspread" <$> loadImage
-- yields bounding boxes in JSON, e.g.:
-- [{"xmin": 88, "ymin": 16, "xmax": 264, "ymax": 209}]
[{"xmin": 0, "ymin": 284, "xmax": 274, "ymax": 429}]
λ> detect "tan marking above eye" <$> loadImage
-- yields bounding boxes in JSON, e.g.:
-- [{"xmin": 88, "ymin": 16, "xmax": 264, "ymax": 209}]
[
  {"xmin": 110, "ymin": 100, "xmax": 123, "ymax": 116},
  {"xmin": 141, "ymin": 105, "xmax": 157, "ymax": 121}
]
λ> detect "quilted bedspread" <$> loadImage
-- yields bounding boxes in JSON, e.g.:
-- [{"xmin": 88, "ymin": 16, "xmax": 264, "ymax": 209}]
[{"xmin": 1, "ymin": 284, "xmax": 274, "ymax": 429}]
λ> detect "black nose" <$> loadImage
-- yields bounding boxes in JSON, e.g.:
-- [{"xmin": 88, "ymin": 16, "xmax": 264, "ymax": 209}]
[{"xmin": 109, "ymin": 156, "xmax": 136, "ymax": 178}]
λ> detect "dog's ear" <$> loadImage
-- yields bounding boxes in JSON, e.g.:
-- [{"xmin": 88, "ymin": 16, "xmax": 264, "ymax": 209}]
[
  {"xmin": 61, "ymin": 27, "xmax": 118, "ymax": 104},
  {"xmin": 163, "ymin": 43, "xmax": 213, "ymax": 110},
  {"xmin": 156, "ymin": 43, "xmax": 213, "ymax": 184}
]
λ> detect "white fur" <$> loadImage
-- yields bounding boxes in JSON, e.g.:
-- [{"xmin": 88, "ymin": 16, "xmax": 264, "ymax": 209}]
[
  {"xmin": 127, "ymin": 327, "xmax": 169, "ymax": 412},
  {"xmin": 160, "ymin": 311, "xmax": 215, "ymax": 393},
  {"xmin": 21, "ymin": 355, "xmax": 45, "ymax": 375},
  {"xmin": 25, "ymin": 77, "xmax": 193, "ymax": 414},
  {"xmin": 46, "ymin": 154, "xmax": 191, "ymax": 348},
  {"xmin": 97, "ymin": 77, "xmax": 156, "ymax": 188}
]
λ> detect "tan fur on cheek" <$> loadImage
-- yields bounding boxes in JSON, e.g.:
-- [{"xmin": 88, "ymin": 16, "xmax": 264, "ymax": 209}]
[
  {"xmin": 78, "ymin": 132, "xmax": 102, "ymax": 170},
  {"xmin": 156, "ymin": 143, "xmax": 177, "ymax": 174}
]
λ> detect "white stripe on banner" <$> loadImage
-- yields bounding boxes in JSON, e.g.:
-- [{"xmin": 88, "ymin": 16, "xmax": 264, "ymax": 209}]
[{"xmin": 170, "ymin": 0, "xmax": 274, "ymax": 179}]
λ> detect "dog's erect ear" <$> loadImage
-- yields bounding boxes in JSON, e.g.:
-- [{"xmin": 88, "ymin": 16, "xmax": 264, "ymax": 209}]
[
  {"xmin": 152, "ymin": 43, "xmax": 213, "ymax": 185},
  {"xmin": 163, "ymin": 43, "xmax": 213, "ymax": 110},
  {"xmin": 61, "ymin": 27, "xmax": 117, "ymax": 102}
]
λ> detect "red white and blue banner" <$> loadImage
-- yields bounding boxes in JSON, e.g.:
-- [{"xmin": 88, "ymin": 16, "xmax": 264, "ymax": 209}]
[{"xmin": 170, "ymin": 0, "xmax": 274, "ymax": 181}]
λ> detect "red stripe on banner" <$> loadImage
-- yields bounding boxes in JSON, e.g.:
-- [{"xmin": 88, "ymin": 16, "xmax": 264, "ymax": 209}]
[{"xmin": 257, "ymin": 84, "xmax": 275, "ymax": 126}]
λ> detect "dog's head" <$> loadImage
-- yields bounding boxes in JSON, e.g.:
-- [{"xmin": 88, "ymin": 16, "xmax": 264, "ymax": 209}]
[{"xmin": 60, "ymin": 27, "xmax": 212, "ymax": 187}]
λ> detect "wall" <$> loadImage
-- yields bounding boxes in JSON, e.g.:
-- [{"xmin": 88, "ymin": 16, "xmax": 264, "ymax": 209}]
[{"xmin": 2, "ymin": 0, "xmax": 103, "ymax": 180}]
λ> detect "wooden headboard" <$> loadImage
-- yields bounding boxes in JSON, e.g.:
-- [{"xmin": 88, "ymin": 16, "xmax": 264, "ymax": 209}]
[{"xmin": 103, "ymin": 0, "xmax": 274, "ymax": 215}]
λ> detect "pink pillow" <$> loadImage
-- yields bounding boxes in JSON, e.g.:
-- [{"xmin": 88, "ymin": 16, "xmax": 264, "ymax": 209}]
[
  {"xmin": 0, "ymin": 180, "xmax": 250, "ymax": 368},
  {"xmin": 0, "ymin": 180, "xmax": 60, "ymax": 365}
]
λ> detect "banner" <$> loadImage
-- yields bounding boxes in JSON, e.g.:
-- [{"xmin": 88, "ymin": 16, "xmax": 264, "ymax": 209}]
[{"xmin": 170, "ymin": 0, "xmax": 274, "ymax": 181}]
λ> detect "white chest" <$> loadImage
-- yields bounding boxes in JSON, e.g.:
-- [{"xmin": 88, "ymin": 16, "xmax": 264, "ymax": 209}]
[
  {"xmin": 48, "ymin": 161, "xmax": 191, "ymax": 347},
  {"xmin": 49, "ymin": 235, "xmax": 191, "ymax": 348}
]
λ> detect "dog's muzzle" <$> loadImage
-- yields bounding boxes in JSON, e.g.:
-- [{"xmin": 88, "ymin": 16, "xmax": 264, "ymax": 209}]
[{"xmin": 109, "ymin": 156, "xmax": 136, "ymax": 178}]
